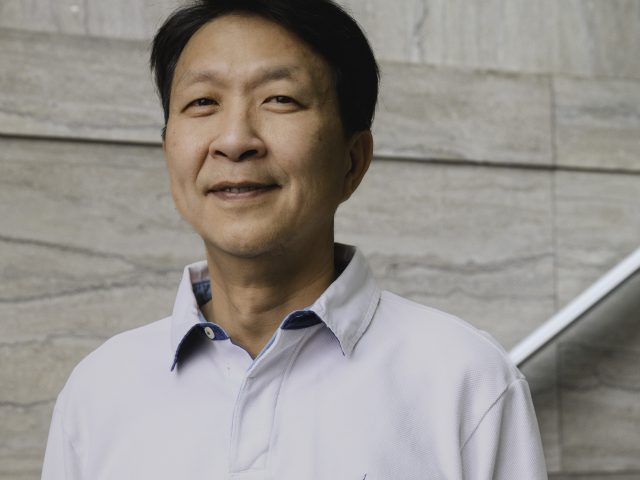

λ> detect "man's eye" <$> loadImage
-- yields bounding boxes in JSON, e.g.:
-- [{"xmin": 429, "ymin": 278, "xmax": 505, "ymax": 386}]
[
  {"xmin": 266, "ymin": 95, "xmax": 295, "ymax": 104},
  {"xmin": 189, "ymin": 98, "xmax": 216, "ymax": 107}
]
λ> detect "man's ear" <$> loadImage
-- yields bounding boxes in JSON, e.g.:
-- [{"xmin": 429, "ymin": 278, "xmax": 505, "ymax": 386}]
[{"xmin": 341, "ymin": 130, "xmax": 373, "ymax": 202}]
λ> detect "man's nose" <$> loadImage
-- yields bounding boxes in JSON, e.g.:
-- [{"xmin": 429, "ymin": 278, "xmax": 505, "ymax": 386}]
[{"xmin": 208, "ymin": 105, "xmax": 266, "ymax": 162}]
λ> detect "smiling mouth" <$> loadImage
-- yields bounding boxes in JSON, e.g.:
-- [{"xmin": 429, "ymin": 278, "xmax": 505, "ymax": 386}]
[
  {"xmin": 208, "ymin": 182, "xmax": 280, "ymax": 198},
  {"xmin": 216, "ymin": 185, "xmax": 274, "ymax": 193}
]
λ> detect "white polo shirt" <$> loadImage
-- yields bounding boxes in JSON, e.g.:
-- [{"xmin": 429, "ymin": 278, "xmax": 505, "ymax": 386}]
[{"xmin": 42, "ymin": 244, "xmax": 547, "ymax": 479}]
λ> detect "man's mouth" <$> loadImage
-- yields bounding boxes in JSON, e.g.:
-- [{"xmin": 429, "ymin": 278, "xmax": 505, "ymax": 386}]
[
  {"xmin": 208, "ymin": 182, "xmax": 280, "ymax": 197},
  {"xmin": 216, "ymin": 185, "xmax": 273, "ymax": 193}
]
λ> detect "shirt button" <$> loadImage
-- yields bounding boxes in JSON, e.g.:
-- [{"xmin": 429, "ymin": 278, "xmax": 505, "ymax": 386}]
[{"xmin": 204, "ymin": 326, "xmax": 215, "ymax": 340}]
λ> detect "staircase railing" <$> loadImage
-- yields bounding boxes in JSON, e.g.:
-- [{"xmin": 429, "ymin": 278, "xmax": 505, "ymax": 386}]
[{"xmin": 510, "ymin": 247, "xmax": 640, "ymax": 366}]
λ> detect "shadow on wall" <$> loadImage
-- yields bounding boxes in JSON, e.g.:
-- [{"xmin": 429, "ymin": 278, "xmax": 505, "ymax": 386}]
[{"xmin": 525, "ymin": 269, "xmax": 640, "ymax": 475}]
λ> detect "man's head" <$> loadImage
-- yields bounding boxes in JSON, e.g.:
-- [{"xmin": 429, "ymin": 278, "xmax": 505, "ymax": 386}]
[
  {"xmin": 151, "ymin": 0, "xmax": 379, "ymax": 261},
  {"xmin": 151, "ymin": 0, "xmax": 379, "ymax": 139}
]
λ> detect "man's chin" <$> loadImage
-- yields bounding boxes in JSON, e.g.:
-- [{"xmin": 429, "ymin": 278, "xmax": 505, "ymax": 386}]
[{"xmin": 203, "ymin": 235, "xmax": 288, "ymax": 261}]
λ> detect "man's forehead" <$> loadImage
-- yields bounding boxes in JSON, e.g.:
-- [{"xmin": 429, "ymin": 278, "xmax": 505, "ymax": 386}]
[
  {"xmin": 173, "ymin": 21, "xmax": 330, "ymax": 88},
  {"xmin": 174, "ymin": 64, "xmax": 305, "ymax": 90}
]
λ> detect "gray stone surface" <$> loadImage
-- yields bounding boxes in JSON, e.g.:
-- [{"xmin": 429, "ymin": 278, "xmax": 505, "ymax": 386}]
[
  {"xmin": 554, "ymin": 77, "xmax": 640, "ymax": 172},
  {"xmin": 336, "ymin": 158, "xmax": 556, "ymax": 349},
  {"xmin": 374, "ymin": 63, "xmax": 553, "ymax": 165},
  {"xmin": 0, "ymin": 239, "xmax": 136, "ymax": 302},
  {"xmin": 0, "ymin": 29, "xmax": 162, "ymax": 143},
  {"xmin": 0, "ymin": 0, "xmax": 180, "ymax": 39},
  {"xmin": 556, "ymin": 270, "xmax": 640, "ymax": 356},
  {"xmin": 0, "ymin": 402, "xmax": 53, "ymax": 480},
  {"xmin": 551, "ymin": 171, "xmax": 640, "ymax": 473},
  {"xmin": 554, "ymin": 170, "xmax": 640, "ymax": 307},
  {"xmin": 338, "ymin": 0, "xmax": 417, "ymax": 64},
  {"xmin": 3, "ymin": 0, "xmax": 639, "ymax": 80},
  {"xmin": 0, "ymin": 0, "xmax": 86, "ymax": 35},
  {"xmin": 344, "ymin": 0, "xmax": 640, "ymax": 80},
  {"xmin": 408, "ymin": 0, "xmax": 557, "ymax": 74},
  {"xmin": 555, "ymin": 271, "xmax": 640, "ymax": 472},
  {"xmin": 84, "ymin": 0, "xmax": 180, "ymax": 39},
  {"xmin": 0, "ymin": 137, "xmax": 201, "ymax": 268},
  {"xmin": 560, "ymin": 341, "xmax": 640, "ymax": 470},
  {"xmin": 554, "ymin": 0, "xmax": 640, "ymax": 81},
  {"xmin": 1, "ymin": 275, "xmax": 178, "ymax": 346}
]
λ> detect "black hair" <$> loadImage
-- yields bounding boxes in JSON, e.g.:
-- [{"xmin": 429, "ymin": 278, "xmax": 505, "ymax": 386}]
[{"xmin": 150, "ymin": 0, "xmax": 379, "ymax": 138}]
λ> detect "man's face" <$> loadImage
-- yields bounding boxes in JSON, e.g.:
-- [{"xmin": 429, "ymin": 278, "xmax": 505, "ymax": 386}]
[{"xmin": 163, "ymin": 14, "xmax": 366, "ymax": 259}]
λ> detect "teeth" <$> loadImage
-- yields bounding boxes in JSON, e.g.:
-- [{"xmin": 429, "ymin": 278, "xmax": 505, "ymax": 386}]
[{"xmin": 223, "ymin": 186, "xmax": 261, "ymax": 193}]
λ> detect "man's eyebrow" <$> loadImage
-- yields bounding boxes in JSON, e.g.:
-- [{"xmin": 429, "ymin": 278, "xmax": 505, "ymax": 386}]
[
  {"xmin": 174, "ymin": 65, "xmax": 302, "ymax": 90},
  {"xmin": 250, "ymin": 65, "xmax": 301, "ymax": 86},
  {"xmin": 174, "ymin": 69, "xmax": 222, "ymax": 89}
]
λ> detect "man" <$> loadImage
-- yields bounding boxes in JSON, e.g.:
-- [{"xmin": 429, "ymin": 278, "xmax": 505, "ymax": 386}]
[{"xmin": 42, "ymin": 0, "xmax": 547, "ymax": 478}]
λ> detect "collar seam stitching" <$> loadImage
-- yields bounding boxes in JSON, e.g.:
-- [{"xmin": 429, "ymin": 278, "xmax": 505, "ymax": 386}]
[{"xmin": 343, "ymin": 283, "xmax": 381, "ymax": 355}]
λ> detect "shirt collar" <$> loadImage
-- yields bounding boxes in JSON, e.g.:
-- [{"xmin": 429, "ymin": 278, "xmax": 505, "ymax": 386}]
[{"xmin": 169, "ymin": 243, "xmax": 381, "ymax": 370}]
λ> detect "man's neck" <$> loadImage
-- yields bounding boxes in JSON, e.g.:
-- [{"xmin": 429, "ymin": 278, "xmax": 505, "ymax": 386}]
[{"xmin": 201, "ymin": 240, "xmax": 336, "ymax": 358}]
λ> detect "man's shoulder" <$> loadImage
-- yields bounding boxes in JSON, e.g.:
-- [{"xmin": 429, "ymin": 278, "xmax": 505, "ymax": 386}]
[
  {"xmin": 374, "ymin": 290, "xmax": 522, "ymax": 382},
  {"xmin": 57, "ymin": 317, "xmax": 173, "ymax": 409},
  {"xmin": 80, "ymin": 316, "xmax": 172, "ymax": 370}
]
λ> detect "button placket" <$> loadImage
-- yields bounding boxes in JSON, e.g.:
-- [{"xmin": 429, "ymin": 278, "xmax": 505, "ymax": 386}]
[{"xmin": 228, "ymin": 328, "xmax": 309, "ymax": 475}]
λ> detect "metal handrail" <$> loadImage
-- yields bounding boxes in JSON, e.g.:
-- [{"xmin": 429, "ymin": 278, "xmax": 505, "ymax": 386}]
[{"xmin": 510, "ymin": 247, "xmax": 640, "ymax": 366}]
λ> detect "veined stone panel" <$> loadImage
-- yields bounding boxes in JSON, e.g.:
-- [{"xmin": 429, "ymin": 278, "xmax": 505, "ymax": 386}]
[
  {"xmin": 0, "ymin": 137, "xmax": 201, "ymax": 268},
  {"xmin": 374, "ymin": 62, "xmax": 553, "ymax": 165},
  {"xmin": 0, "ymin": 401, "xmax": 53, "ymax": 480},
  {"xmin": 0, "ymin": 29, "xmax": 163, "ymax": 143},
  {"xmin": 84, "ymin": 0, "xmax": 181, "ymax": 39},
  {"xmin": 341, "ymin": 0, "xmax": 640, "ymax": 80},
  {"xmin": 2, "ymin": 0, "xmax": 639, "ymax": 80},
  {"xmin": 554, "ymin": 269, "xmax": 640, "ymax": 471},
  {"xmin": 559, "ymin": 339, "xmax": 640, "ymax": 471},
  {"xmin": 0, "ymin": 239, "xmax": 138, "ymax": 303},
  {"xmin": 554, "ymin": 77, "xmax": 640, "ymax": 172},
  {"xmin": 337, "ymin": 0, "xmax": 418, "ymax": 65},
  {"xmin": 1, "ymin": 275, "xmax": 180, "ymax": 347},
  {"xmin": 408, "ymin": 0, "xmax": 557, "ymax": 73},
  {"xmin": 0, "ymin": 0, "xmax": 86, "ymax": 35},
  {"xmin": 554, "ymin": 0, "xmax": 640, "ymax": 81},
  {"xmin": 0, "ymin": 0, "xmax": 181, "ymax": 39},
  {"xmin": 554, "ymin": 170, "xmax": 640, "ymax": 307}
]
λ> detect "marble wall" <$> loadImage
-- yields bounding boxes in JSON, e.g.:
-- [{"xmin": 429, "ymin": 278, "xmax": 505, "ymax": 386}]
[{"xmin": 1, "ymin": 1, "xmax": 639, "ymax": 478}]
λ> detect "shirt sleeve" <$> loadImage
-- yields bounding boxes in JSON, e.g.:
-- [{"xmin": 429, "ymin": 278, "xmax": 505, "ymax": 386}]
[
  {"xmin": 460, "ymin": 378, "xmax": 548, "ymax": 479},
  {"xmin": 41, "ymin": 406, "xmax": 82, "ymax": 480}
]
